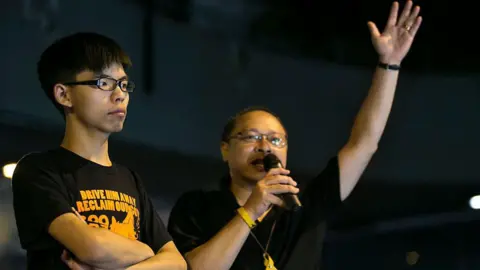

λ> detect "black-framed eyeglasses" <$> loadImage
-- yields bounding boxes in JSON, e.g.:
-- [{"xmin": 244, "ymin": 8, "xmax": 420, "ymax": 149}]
[
  {"xmin": 63, "ymin": 77, "xmax": 135, "ymax": 93},
  {"xmin": 229, "ymin": 130, "xmax": 288, "ymax": 148}
]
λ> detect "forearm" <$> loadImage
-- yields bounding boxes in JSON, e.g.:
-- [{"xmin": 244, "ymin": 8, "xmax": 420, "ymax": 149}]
[
  {"xmin": 185, "ymin": 214, "xmax": 251, "ymax": 270},
  {"xmin": 338, "ymin": 64, "xmax": 400, "ymax": 200},
  {"xmin": 349, "ymin": 63, "xmax": 399, "ymax": 146},
  {"xmin": 125, "ymin": 251, "xmax": 187, "ymax": 270},
  {"xmin": 82, "ymin": 227, "xmax": 154, "ymax": 269}
]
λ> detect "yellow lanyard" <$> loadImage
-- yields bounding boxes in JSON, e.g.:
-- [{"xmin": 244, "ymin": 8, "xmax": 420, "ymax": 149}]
[
  {"xmin": 263, "ymin": 254, "xmax": 277, "ymax": 270},
  {"xmin": 237, "ymin": 207, "xmax": 278, "ymax": 270}
]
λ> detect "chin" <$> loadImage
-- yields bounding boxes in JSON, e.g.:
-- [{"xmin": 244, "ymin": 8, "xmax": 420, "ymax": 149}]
[
  {"xmin": 243, "ymin": 169, "xmax": 266, "ymax": 182},
  {"xmin": 110, "ymin": 126, "xmax": 124, "ymax": 133},
  {"xmin": 102, "ymin": 124, "xmax": 124, "ymax": 133}
]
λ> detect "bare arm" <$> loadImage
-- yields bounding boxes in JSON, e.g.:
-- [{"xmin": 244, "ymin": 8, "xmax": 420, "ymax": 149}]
[
  {"xmin": 338, "ymin": 1, "xmax": 422, "ymax": 200},
  {"xmin": 338, "ymin": 66, "xmax": 398, "ymax": 200},
  {"xmin": 125, "ymin": 241, "xmax": 187, "ymax": 270},
  {"xmin": 184, "ymin": 214, "xmax": 251, "ymax": 270},
  {"xmin": 49, "ymin": 213, "xmax": 154, "ymax": 269}
]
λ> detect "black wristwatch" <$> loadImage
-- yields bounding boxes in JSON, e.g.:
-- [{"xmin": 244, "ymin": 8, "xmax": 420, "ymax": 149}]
[{"xmin": 378, "ymin": 62, "xmax": 401, "ymax": 70}]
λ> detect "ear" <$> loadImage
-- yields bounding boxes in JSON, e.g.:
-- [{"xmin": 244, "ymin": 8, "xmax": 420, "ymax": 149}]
[
  {"xmin": 53, "ymin": 83, "xmax": 73, "ymax": 109},
  {"xmin": 220, "ymin": 141, "xmax": 230, "ymax": 162}
]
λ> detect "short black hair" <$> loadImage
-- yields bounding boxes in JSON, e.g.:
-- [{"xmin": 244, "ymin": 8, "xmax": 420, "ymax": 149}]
[
  {"xmin": 221, "ymin": 106, "xmax": 286, "ymax": 142},
  {"xmin": 37, "ymin": 32, "xmax": 132, "ymax": 115}
]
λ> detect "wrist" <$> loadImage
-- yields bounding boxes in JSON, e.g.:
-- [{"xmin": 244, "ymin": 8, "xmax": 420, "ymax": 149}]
[
  {"xmin": 379, "ymin": 56, "xmax": 401, "ymax": 66},
  {"xmin": 244, "ymin": 205, "xmax": 262, "ymax": 221},
  {"xmin": 377, "ymin": 62, "xmax": 400, "ymax": 71},
  {"xmin": 237, "ymin": 206, "xmax": 259, "ymax": 227}
]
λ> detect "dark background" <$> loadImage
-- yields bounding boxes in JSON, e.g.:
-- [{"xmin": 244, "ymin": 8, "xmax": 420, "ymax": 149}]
[{"xmin": 1, "ymin": 0, "xmax": 479, "ymax": 269}]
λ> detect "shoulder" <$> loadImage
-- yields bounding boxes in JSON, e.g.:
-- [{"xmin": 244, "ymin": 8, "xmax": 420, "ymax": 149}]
[
  {"xmin": 296, "ymin": 156, "xmax": 339, "ymax": 190},
  {"xmin": 12, "ymin": 150, "xmax": 69, "ymax": 201},
  {"xmin": 317, "ymin": 156, "xmax": 339, "ymax": 180},
  {"xmin": 168, "ymin": 190, "xmax": 222, "ymax": 230},
  {"xmin": 171, "ymin": 189, "xmax": 223, "ymax": 213},
  {"xmin": 310, "ymin": 156, "xmax": 339, "ymax": 179},
  {"xmin": 173, "ymin": 190, "xmax": 210, "ymax": 207},
  {"xmin": 17, "ymin": 149, "xmax": 58, "ymax": 166},
  {"xmin": 116, "ymin": 166, "xmax": 145, "ymax": 191},
  {"xmin": 114, "ymin": 164, "xmax": 138, "ymax": 178},
  {"xmin": 14, "ymin": 149, "xmax": 63, "ymax": 178}
]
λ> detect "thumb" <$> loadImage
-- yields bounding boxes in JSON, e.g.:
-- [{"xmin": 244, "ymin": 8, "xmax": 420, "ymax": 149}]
[
  {"xmin": 61, "ymin": 250, "xmax": 70, "ymax": 262},
  {"xmin": 367, "ymin": 21, "xmax": 380, "ymax": 37}
]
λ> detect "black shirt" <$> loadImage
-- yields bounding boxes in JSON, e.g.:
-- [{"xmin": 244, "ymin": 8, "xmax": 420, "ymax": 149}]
[
  {"xmin": 12, "ymin": 147, "xmax": 172, "ymax": 270},
  {"xmin": 168, "ymin": 157, "xmax": 341, "ymax": 270}
]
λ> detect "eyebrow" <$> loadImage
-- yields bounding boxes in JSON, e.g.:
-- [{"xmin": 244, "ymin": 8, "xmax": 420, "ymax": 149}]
[
  {"xmin": 240, "ymin": 129, "xmax": 284, "ymax": 135},
  {"xmin": 94, "ymin": 73, "xmax": 129, "ymax": 80}
]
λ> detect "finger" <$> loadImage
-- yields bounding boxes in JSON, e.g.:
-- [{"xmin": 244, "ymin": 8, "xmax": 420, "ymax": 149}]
[
  {"xmin": 266, "ymin": 184, "xmax": 300, "ymax": 195},
  {"xmin": 60, "ymin": 251, "xmax": 75, "ymax": 269},
  {"xmin": 266, "ymin": 194, "xmax": 285, "ymax": 207},
  {"xmin": 264, "ymin": 175, "xmax": 297, "ymax": 186},
  {"xmin": 408, "ymin": 16, "xmax": 422, "ymax": 37},
  {"xmin": 71, "ymin": 207, "xmax": 85, "ymax": 222},
  {"xmin": 404, "ymin": 5, "xmax": 420, "ymax": 28},
  {"xmin": 396, "ymin": 0, "xmax": 413, "ymax": 26},
  {"xmin": 265, "ymin": 167, "xmax": 290, "ymax": 176},
  {"xmin": 386, "ymin": 1, "xmax": 399, "ymax": 27},
  {"xmin": 66, "ymin": 261, "xmax": 75, "ymax": 269},
  {"xmin": 71, "ymin": 207, "xmax": 81, "ymax": 217},
  {"xmin": 61, "ymin": 250, "xmax": 69, "ymax": 262},
  {"xmin": 367, "ymin": 22, "xmax": 381, "ymax": 38}
]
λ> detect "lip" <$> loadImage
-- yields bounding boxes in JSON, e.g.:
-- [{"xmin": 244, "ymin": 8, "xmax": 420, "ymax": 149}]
[
  {"xmin": 249, "ymin": 156, "xmax": 266, "ymax": 171},
  {"xmin": 252, "ymin": 163, "xmax": 266, "ymax": 172},
  {"xmin": 249, "ymin": 155, "xmax": 266, "ymax": 164},
  {"xmin": 108, "ymin": 109, "xmax": 126, "ymax": 115}
]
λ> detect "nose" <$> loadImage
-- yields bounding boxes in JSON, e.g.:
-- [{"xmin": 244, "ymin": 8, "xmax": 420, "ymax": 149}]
[
  {"xmin": 254, "ymin": 137, "xmax": 272, "ymax": 154},
  {"xmin": 111, "ymin": 87, "xmax": 127, "ymax": 104}
]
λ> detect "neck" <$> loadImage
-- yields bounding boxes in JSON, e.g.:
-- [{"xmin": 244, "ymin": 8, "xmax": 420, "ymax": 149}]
[
  {"xmin": 61, "ymin": 117, "xmax": 112, "ymax": 166},
  {"xmin": 230, "ymin": 173, "xmax": 255, "ymax": 206}
]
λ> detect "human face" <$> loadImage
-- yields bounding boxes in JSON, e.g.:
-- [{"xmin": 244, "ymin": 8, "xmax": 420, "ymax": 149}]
[
  {"xmin": 221, "ymin": 111, "xmax": 288, "ymax": 183},
  {"xmin": 55, "ymin": 63, "xmax": 131, "ymax": 134}
]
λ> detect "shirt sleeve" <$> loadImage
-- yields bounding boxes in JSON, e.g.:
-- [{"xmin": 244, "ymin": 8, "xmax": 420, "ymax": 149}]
[
  {"xmin": 12, "ymin": 153, "xmax": 73, "ymax": 250},
  {"xmin": 133, "ymin": 171, "xmax": 172, "ymax": 253},
  {"xmin": 167, "ymin": 191, "xmax": 206, "ymax": 255},
  {"xmin": 299, "ymin": 156, "xmax": 342, "ymax": 220}
]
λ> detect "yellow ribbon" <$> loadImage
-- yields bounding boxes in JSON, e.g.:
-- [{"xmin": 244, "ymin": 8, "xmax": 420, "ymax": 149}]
[{"xmin": 264, "ymin": 254, "xmax": 277, "ymax": 270}]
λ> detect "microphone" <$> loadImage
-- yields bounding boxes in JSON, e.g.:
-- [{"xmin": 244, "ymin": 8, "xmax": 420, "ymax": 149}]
[{"xmin": 263, "ymin": 154, "xmax": 302, "ymax": 211}]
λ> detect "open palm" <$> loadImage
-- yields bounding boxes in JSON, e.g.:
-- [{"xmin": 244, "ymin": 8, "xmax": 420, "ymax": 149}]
[{"xmin": 368, "ymin": 1, "xmax": 423, "ymax": 65}]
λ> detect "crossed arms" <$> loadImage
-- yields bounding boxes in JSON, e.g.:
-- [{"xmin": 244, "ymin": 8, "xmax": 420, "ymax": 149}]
[
  {"xmin": 11, "ymin": 156, "xmax": 187, "ymax": 270},
  {"xmin": 49, "ymin": 212, "xmax": 187, "ymax": 269}
]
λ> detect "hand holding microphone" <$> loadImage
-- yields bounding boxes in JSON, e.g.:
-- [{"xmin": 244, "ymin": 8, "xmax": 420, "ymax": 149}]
[
  {"xmin": 263, "ymin": 154, "xmax": 302, "ymax": 211},
  {"xmin": 243, "ymin": 154, "xmax": 301, "ymax": 221}
]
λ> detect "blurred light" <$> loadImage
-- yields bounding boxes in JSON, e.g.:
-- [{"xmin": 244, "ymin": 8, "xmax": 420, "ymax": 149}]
[
  {"xmin": 2, "ymin": 163, "xmax": 16, "ymax": 179},
  {"xmin": 406, "ymin": 251, "xmax": 419, "ymax": 265},
  {"xmin": 469, "ymin": 195, "xmax": 480, "ymax": 210}
]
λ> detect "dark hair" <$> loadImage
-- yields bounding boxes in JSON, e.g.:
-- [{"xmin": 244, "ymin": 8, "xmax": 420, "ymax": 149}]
[
  {"xmin": 37, "ymin": 32, "xmax": 132, "ymax": 115},
  {"xmin": 220, "ymin": 106, "xmax": 286, "ymax": 142}
]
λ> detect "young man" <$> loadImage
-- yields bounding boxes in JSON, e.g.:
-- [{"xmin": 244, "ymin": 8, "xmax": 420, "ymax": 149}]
[
  {"xmin": 12, "ymin": 32, "xmax": 187, "ymax": 270},
  {"xmin": 168, "ymin": 1, "xmax": 422, "ymax": 269}
]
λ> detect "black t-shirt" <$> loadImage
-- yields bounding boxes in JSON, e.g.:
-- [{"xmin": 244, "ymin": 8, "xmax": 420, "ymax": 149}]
[
  {"xmin": 168, "ymin": 157, "xmax": 341, "ymax": 270},
  {"xmin": 12, "ymin": 147, "xmax": 172, "ymax": 270}
]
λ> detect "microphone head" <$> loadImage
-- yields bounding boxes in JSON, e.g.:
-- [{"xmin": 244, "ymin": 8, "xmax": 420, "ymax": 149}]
[{"xmin": 263, "ymin": 154, "xmax": 282, "ymax": 172}]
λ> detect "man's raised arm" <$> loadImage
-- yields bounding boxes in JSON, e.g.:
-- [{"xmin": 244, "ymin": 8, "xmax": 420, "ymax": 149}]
[{"xmin": 338, "ymin": 1, "xmax": 422, "ymax": 200}]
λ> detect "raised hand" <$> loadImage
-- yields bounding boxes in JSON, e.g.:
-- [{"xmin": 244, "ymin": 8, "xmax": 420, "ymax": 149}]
[{"xmin": 368, "ymin": 1, "xmax": 423, "ymax": 65}]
